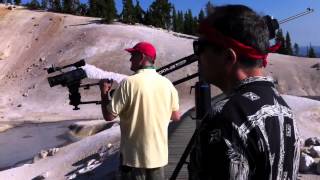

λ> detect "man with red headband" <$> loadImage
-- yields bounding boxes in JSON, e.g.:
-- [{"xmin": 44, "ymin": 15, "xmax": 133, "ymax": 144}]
[
  {"xmin": 188, "ymin": 5, "xmax": 300, "ymax": 180},
  {"xmin": 99, "ymin": 42, "xmax": 180, "ymax": 180}
]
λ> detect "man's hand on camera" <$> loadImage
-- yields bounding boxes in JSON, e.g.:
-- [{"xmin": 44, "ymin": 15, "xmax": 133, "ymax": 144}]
[{"xmin": 99, "ymin": 79, "xmax": 113, "ymax": 95}]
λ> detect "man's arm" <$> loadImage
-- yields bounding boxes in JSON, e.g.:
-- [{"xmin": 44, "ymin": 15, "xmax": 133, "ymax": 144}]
[
  {"xmin": 82, "ymin": 64, "xmax": 128, "ymax": 83},
  {"xmin": 100, "ymin": 93, "xmax": 117, "ymax": 121},
  {"xmin": 171, "ymin": 86, "xmax": 181, "ymax": 122},
  {"xmin": 171, "ymin": 111, "xmax": 181, "ymax": 122},
  {"xmin": 99, "ymin": 79, "xmax": 117, "ymax": 121}
]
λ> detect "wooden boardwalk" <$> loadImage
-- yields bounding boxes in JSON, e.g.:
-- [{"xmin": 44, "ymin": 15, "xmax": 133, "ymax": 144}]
[{"xmin": 166, "ymin": 109, "xmax": 196, "ymax": 179}]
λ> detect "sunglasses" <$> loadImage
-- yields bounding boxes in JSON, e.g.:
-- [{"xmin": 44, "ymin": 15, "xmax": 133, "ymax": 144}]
[{"xmin": 193, "ymin": 39, "xmax": 224, "ymax": 55}]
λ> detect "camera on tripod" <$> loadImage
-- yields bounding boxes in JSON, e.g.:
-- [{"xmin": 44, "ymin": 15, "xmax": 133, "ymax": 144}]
[
  {"xmin": 47, "ymin": 59, "xmax": 101, "ymax": 110},
  {"xmin": 47, "ymin": 59, "xmax": 87, "ymax": 87}
]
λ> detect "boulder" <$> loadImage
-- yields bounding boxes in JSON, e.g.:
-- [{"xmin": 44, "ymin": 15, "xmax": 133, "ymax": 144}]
[
  {"xmin": 39, "ymin": 57, "xmax": 46, "ymax": 62},
  {"xmin": 33, "ymin": 148, "xmax": 59, "ymax": 163},
  {"xmin": 33, "ymin": 150, "xmax": 49, "ymax": 162},
  {"xmin": 31, "ymin": 172, "xmax": 49, "ymax": 180},
  {"xmin": 299, "ymin": 153, "xmax": 315, "ymax": 172},
  {"xmin": 68, "ymin": 120, "xmax": 119, "ymax": 138},
  {"xmin": 305, "ymin": 137, "xmax": 320, "ymax": 147}
]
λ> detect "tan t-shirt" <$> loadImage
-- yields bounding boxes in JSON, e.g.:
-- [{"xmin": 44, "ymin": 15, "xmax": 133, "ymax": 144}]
[{"xmin": 107, "ymin": 69, "xmax": 179, "ymax": 168}]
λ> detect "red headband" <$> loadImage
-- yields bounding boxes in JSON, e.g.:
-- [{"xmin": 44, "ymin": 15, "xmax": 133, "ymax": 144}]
[{"xmin": 199, "ymin": 22, "xmax": 281, "ymax": 67}]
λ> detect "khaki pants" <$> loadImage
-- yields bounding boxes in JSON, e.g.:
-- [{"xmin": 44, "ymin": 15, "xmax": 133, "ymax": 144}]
[{"xmin": 119, "ymin": 165, "xmax": 165, "ymax": 180}]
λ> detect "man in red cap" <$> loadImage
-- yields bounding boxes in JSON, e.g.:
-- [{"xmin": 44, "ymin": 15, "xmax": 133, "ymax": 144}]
[
  {"xmin": 188, "ymin": 5, "xmax": 300, "ymax": 180},
  {"xmin": 99, "ymin": 42, "xmax": 180, "ymax": 180}
]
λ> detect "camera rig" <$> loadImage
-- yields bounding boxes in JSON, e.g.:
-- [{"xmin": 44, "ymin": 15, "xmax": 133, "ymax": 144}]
[
  {"xmin": 47, "ymin": 53, "xmax": 202, "ymax": 110},
  {"xmin": 47, "ymin": 59, "xmax": 104, "ymax": 110},
  {"xmin": 46, "ymin": 8, "xmax": 314, "ymax": 112}
]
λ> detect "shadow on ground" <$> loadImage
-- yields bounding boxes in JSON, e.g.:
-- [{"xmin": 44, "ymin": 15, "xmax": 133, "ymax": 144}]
[{"xmin": 65, "ymin": 151, "xmax": 120, "ymax": 180}]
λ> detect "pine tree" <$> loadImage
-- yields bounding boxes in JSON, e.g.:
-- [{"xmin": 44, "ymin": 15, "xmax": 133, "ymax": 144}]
[
  {"xmin": 172, "ymin": 6, "xmax": 177, "ymax": 31},
  {"xmin": 183, "ymin": 9, "xmax": 194, "ymax": 35},
  {"xmin": 276, "ymin": 29, "xmax": 287, "ymax": 54},
  {"xmin": 14, "ymin": 0, "xmax": 21, "ymax": 5},
  {"xmin": 48, "ymin": 0, "xmax": 53, "ymax": 10},
  {"xmin": 88, "ymin": 0, "xmax": 99, "ymax": 17},
  {"xmin": 63, "ymin": 0, "xmax": 72, "ymax": 13},
  {"xmin": 122, "ymin": 0, "xmax": 135, "ymax": 24},
  {"xmin": 27, "ymin": 0, "xmax": 41, "ymax": 9},
  {"xmin": 205, "ymin": 1, "xmax": 214, "ymax": 16},
  {"xmin": 144, "ymin": 9, "xmax": 152, "ymax": 25},
  {"xmin": 52, "ymin": 0, "xmax": 62, "ymax": 12},
  {"xmin": 176, "ymin": 11, "xmax": 184, "ymax": 33},
  {"xmin": 74, "ymin": 0, "xmax": 80, "ymax": 14},
  {"xmin": 198, "ymin": 9, "xmax": 205, "ymax": 22},
  {"xmin": 148, "ymin": 0, "xmax": 172, "ymax": 29},
  {"xmin": 293, "ymin": 43, "xmax": 299, "ymax": 56},
  {"xmin": 77, "ymin": 3, "xmax": 88, "ymax": 16},
  {"xmin": 63, "ymin": 0, "xmax": 79, "ymax": 14},
  {"xmin": 41, "ymin": 0, "xmax": 48, "ymax": 9},
  {"xmin": 192, "ymin": 16, "xmax": 198, "ymax": 35},
  {"xmin": 102, "ymin": 0, "xmax": 117, "ymax": 23},
  {"xmin": 285, "ymin": 32, "xmax": 293, "ymax": 55},
  {"xmin": 308, "ymin": 45, "xmax": 317, "ymax": 58},
  {"xmin": 134, "ymin": 0, "xmax": 144, "ymax": 24}
]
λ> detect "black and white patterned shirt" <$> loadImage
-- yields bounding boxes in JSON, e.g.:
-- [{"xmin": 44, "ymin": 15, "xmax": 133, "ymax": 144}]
[{"xmin": 189, "ymin": 76, "xmax": 300, "ymax": 180}]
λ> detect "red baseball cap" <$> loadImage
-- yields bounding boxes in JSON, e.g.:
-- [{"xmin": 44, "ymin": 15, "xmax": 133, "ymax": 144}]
[{"xmin": 125, "ymin": 42, "xmax": 156, "ymax": 61}]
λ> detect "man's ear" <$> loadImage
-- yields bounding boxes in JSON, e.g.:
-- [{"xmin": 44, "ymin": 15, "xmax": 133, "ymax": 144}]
[
  {"xmin": 140, "ymin": 54, "xmax": 148, "ymax": 66},
  {"xmin": 224, "ymin": 48, "xmax": 237, "ymax": 66}
]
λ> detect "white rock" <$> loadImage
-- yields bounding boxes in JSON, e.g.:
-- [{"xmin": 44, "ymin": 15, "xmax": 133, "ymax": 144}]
[
  {"xmin": 309, "ymin": 146, "xmax": 320, "ymax": 158},
  {"xmin": 39, "ymin": 150, "xmax": 49, "ymax": 159},
  {"xmin": 48, "ymin": 148, "xmax": 59, "ymax": 156},
  {"xmin": 299, "ymin": 153, "xmax": 315, "ymax": 172}
]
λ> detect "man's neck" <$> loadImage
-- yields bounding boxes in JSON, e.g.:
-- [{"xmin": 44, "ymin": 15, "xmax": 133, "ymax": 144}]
[
  {"xmin": 141, "ymin": 65, "xmax": 155, "ymax": 69},
  {"xmin": 221, "ymin": 68, "xmax": 263, "ymax": 93}
]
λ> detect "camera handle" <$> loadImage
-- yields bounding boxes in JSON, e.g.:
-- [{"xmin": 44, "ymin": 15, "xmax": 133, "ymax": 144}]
[{"xmin": 68, "ymin": 83, "xmax": 82, "ymax": 110}]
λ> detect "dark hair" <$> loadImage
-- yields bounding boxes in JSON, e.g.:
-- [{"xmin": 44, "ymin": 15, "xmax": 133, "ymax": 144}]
[{"xmin": 205, "ymin": 5, "xmax": 269, "ymax": 68}]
